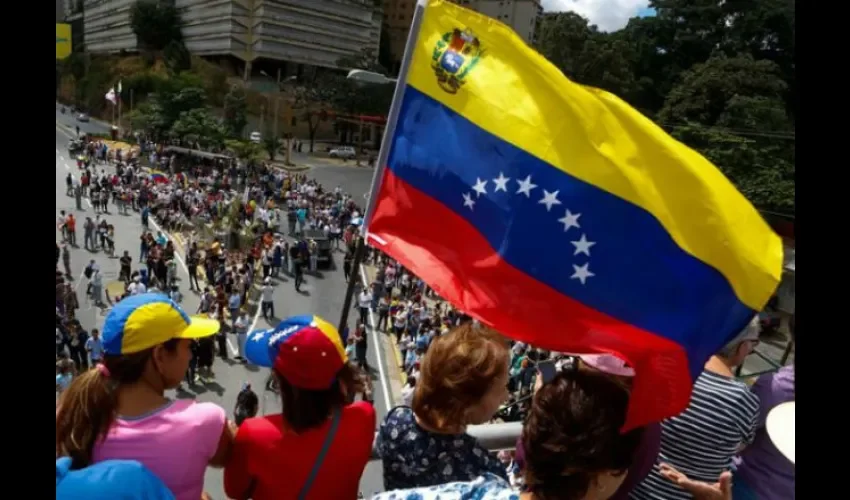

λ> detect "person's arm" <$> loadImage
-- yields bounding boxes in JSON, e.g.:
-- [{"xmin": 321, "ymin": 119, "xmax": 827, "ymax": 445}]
[
  {"xmin": 659, "ymin": 463, "xmax": 732, "ymax": 500},
  {"xmin": 223, "ymin": 423, "xmax": 254, "ymax": 499}
]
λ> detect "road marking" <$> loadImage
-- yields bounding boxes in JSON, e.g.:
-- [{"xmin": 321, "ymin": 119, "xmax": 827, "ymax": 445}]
[
  {"xmin": 74, "ymin": 271, "xmax": 85, "ymax": 291},
  {"xmin": 360, "ymin": 263, "xmax": 393, "ymax": 412},
  {"xmin": 56, "ymin": 123, "xmax": 74, "ymax": 139},
  {"xmin": 149, "ymin": 216, "xmax": 241, "ymax": 356},
  {"xmin": 60, "ymin": 155, "xmax": 64, "ymax": 161},
  {"xmin": 64, "ymin": 163, "xmax": 70, "ymax": 171},
  {"xmin": 85, "ymin": 198, "xmax": 92, "ymax": 207}
]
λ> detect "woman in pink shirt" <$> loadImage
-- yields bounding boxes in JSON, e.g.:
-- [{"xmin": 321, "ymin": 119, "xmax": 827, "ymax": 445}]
[{"xmin": 56, "ymin": 294, "xmax": 236, "ymax": 500}]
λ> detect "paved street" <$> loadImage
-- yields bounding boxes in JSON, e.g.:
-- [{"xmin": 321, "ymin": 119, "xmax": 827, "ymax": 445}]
[{"xmin": 55, "ymin": 116, "xmax": 391, "ymax": 498}]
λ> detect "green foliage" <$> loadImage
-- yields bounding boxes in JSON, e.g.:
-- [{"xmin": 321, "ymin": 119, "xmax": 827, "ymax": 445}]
[
  {"xmin": 164, "ymin": 40, "xmax": 191, "ymax": 74},
  {"xmin": 263, "ymin": 137, "xmax": 280, "ymax": 161},
  {"xmin": 225, "ymin": 140, "xmax": 264, "ymax": 165},
  {"xmin": 169, "ymin": 108, "xmax": 227, "ymax": 149},
  {"xmin": 536, "ymin": 1, "xmax": 795, "ymax": 213},
  {"xmin": 291, "ymin": 76, "xmax": 342, "ymax": 152},
  {"xmin": 130, "ymin": 0, "xmax": 184, "ymax": 52},
  {"xmin": 670, "ymin": 125, "xmax": 794, "ymax": 212},
  {"xmin": 190, "ymin": 56, "xmax": 229, "ymax": 105},
  {"xmin": 223, "ymin": 86, "xmax": 248, "ymax": 137}
]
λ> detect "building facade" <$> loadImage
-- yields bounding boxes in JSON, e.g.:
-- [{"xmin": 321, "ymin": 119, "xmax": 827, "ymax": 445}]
[
  {"xmin": 83, "ymin": 0, "xmax": 138, "ymax": 53},
  {"xmin": 78, "ymin": 0, "xmax": 381, "ymax": 72},
  {"xmin": 453, "ymin": 0, "xmax": 542, "ymax": 44},
  {"xmin": 385, "ymin": 0, "xmax": 542, "ymax": 73}
]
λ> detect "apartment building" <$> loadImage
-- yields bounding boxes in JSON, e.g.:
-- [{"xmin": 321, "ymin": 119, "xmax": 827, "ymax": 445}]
[
  {"xmin": 382, "ymin": 0, "xmax": 416, "ymax": 74},
  {"xmin": 384, "ymin": 0, "xmax": 542, "ymax": 72},
  {"xmin": 78, "ymin": 0, "xmax": 380, "ymax": 72},
  {"xmin": 83, "ymin": 0, "xmax": 139, "ymax": 53},
  {"xmin": 453, "ymin": 0, "xmax": 542, "ymax": 44}
]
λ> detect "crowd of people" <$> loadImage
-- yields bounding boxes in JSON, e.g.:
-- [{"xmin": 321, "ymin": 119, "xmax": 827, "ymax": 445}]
[{"xmin": 56, "ymin": 136, "xmax": 795, "ymax": 500}]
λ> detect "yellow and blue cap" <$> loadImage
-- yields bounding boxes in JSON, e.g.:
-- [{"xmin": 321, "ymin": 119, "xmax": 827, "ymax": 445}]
[
  {"xmin": 245, "ymin": 315, "xmax": 347, "ymax": 390},
  {"xmin": 102, "ymin": 293, "xmax": 220, "ymax": 355}
]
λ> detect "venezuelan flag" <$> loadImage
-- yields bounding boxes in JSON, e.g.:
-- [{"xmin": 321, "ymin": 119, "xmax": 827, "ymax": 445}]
[
  {"xmin": 366, "ymin": 0, "xmax": 784, "ymax": 429},
  {"xmin": 150, "ymin": 170, "xmax": 168, "ymax": 184}
]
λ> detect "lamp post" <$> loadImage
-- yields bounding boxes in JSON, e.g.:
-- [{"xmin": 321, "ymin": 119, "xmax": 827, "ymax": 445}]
[{"xmin": 336, "ymin": 68, "xmax": 397, "ymax": 334}]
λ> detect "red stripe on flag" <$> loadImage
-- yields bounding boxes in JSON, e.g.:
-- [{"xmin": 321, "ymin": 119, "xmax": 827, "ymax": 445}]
[{"xmin": 368, "ymin": 168, "xmax": 691, "ymax": 430}]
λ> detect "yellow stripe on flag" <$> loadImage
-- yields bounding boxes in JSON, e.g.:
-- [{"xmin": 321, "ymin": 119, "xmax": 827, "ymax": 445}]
[{"xmin": 405, "ymin": 0, "xmax": 782, "ymax": 310}]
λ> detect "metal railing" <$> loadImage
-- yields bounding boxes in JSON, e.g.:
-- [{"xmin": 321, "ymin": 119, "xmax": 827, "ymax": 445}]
[{"xmin": 369, "ymin": 421, "xmax": 522, "ymax": 460}]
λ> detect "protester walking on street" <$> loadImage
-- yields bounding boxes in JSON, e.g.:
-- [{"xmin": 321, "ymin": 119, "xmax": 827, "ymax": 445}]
[
  {"xmin": 62, "ymin": 244, "xmax": 72, "ymax": 278},
  {"xmin": 261, "ymin": 277, "xmax": 274, "ymax": 320}
]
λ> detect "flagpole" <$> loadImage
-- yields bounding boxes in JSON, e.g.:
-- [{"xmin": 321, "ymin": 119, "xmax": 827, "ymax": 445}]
[
  {"xmin": 118, "ymin": 83, "xmax": 122, "ymax": 136},
  {"xmin": 337, "ymin": 0, "xmax": 429, "ymax": 335}
]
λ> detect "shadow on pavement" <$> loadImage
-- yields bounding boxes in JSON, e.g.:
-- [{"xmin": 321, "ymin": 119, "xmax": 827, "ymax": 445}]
[{"xmin": 203, "ymin": 381, "xmax": 226, "ymax": 396}]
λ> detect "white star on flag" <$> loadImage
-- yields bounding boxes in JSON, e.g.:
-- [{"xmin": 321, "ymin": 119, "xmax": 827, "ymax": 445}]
[
  {"xmin": 538, "ymin": 190, "xmax": 561, "ymax": 211},
  {"xmin": 571, "ymin": 234, "xmax": 596, "ymax": 256},
  {"xmin": 571, "ymin": 263, "xmax": 595, "ymax": 285},
  {"xmin": 493, "ymin": 173, "xmax": 510, "ymax": 192},
  {"xmin": 472, "ymin": 178, "xmax": 488, "ymax": 197},
  {"xmin": 252, "ymin": 332, "xmax": 265, "ymax": 342},
  {"xmin": 558, "ymin": 210, "xmax": 581, "ymax": 232},
  {"xmin": 462, "ymin": 192, "xmax": 476, "ymax": 210},
  {"xmin": 516, "ymin": 175, "xmax": 537, "ymax": 197}
]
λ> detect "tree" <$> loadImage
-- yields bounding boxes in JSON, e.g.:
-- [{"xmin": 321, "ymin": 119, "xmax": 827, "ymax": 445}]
[
  {"xmin": 170, "ymin": 108, "xmax": 227, "ymax": 149},
  {"xmin": 292, "ymin": 76, "xmax": 340, "ymax": 152},
  {"xmin": 263, "ymin": 137, "xmax": 280, "ymax": 161},
  {"xmin": 225, "ymin": 139, "xmax": 264, "ymax": 165},
  {"xmin": 130, "ymin": 74, "xmax": 208, "ymax": 138},
  {"xmin": 658, "ymin": 54, "xmax": 788, "ymax": 127},
  {"xmin": 164, "ymin": 39, "xmax": 191, "ymax": 74},
  {"xmin": 534, "ymin": 13, "xmax": 637, "ymax": 103},
  {"xmin": 130, "ymin": 0, "xmax": 185, "ymax": 53},
  {"xmin": 223, "ymin": 86, "xmax": 248, "ymax": 138},
  {"xmin": 660, "ymin": 54, "xmax": 794, "ymax": 212},
  {"xmin": 534, "ymin": 12, "xmax": 597, "ymax": 80}
]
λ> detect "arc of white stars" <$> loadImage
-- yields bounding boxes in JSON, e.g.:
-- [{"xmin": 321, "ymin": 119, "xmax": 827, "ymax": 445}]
[
  {"xmin": 538, "ymin": 190, "xmax": 561, "ymax": 211},
  {"xmin": 516, "ymin": 175, "xmax": 537, "ymax": 197},
  {"xmin": 493, "ymin": 172, "xmax": 510, "ymax": 192},
  {"xmin": 558, "ymin": 209, "xmax": 581, "ymax": 232},
  {"xmin": 462, "ymin": 192, "xmax": 476, "ymax": 210},
  {"xmin": 571, "ymin": 234, "xmax": 596, "ymax": 256},
  {"xmin": 472, "ymin": 178, "xmax": 488, "ymax": 197},
  {"xmin": 571, "ymin": 263, "xmax": 595, "ymax": 285}
]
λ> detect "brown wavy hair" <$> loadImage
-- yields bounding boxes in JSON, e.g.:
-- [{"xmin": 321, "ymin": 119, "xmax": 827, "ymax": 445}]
[
  {"xmin": 523, "ymin": 369, "xmax": 643, "ymax": 500},
  {"xmin": 412, "ymin": 322, "xmax": 509, "ymax": 430},
  {"xmin": 55, "ymin": 339, "xmax": 180, "ymax": 469}
]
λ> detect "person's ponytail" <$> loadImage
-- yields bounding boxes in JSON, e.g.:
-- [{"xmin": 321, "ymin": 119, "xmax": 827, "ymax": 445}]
[
  {"xmin": 55, "ymin": 365, "xmax": 119, "ymax": 469},
  {"xmin": 55, "ymin": 346, "xmax": 159, "ymax": 469}
]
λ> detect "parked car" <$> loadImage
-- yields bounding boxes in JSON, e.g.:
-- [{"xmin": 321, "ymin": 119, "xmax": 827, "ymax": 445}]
[
  {"xmin": 328, "ymin": 146, "xmax": 356, "ymax": 160},
  {"xmin": 77, "ymin": 113, "xmax": 89, "ymax": 122},
  {"xmin": 249, "ymin": 131, "xmax": 262, "ymax": 143}
]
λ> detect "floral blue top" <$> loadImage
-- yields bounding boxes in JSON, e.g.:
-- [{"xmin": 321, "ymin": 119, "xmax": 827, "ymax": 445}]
[
  {"xmin": 372, "ymin": 473, "xmax": 519, "ymax": 500},
  {"xmin": 376, "ymin": 407, "xmax": 509, "ymax": 491}
]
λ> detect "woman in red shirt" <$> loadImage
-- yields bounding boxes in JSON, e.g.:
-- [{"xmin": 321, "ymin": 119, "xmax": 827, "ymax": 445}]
[{"xmin": 225, "ymin": 315, "xmax": 375, "ymax": 500}]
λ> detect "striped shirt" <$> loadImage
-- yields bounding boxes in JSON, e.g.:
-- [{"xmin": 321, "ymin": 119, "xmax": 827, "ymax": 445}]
[{"xmin": 630, "ymin": 370, "xmax": 759, "ymax": 500}]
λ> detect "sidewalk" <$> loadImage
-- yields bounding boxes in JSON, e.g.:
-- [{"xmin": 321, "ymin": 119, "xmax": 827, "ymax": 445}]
[{"xmin": 361, "ymin": 263, "xmax": 405, "ymax": 405}]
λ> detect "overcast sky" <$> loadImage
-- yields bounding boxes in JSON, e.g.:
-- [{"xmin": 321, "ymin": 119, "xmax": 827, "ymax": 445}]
[{"xmin": 541, "ymin": 0, "xmax": 656, "ymax": 32}]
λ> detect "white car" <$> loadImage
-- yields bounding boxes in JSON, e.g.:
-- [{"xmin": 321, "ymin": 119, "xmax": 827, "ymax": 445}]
[
  {"xmin": 328, "ymin": 146, "xmax": 356, "ymax": 159},
  {"xmin": 77, "ymin": 113, "xmax": 90, "ymax": 122},
  {"xmin": 249, "ymin": 131, "xmax": 262, "ymax": 143}
]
